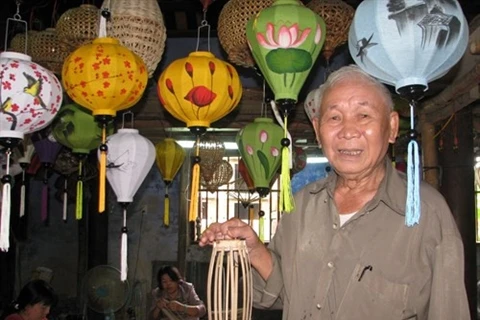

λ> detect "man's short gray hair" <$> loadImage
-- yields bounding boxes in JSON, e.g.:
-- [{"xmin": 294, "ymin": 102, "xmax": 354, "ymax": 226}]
[{"xmin": 316, "ymin": 64, "xmax": 394, "ymax": 112}]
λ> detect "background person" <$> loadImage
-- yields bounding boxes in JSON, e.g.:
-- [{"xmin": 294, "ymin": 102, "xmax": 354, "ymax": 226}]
[
  {"xmin": 149, "ymin": 265, "xmax": 206, "ymax": 320},
  {"xmin": 0, "ymin": 279, "xmax": 57, "ymax": 320},
  {"xmin": 199, "ymin": 65, "xmax": 470, "ymax": 319}
]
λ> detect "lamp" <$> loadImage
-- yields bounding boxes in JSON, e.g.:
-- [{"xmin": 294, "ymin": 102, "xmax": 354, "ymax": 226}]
[
  {"xmin": 101, "ymin": 127, "xmax": 155, "ymax": 281},
  {"xmin": 246, "ymin": 0, "xmax": 326, "ymax": 213},
  {"xmin": 348, "ymin": 0, "xmax": 468, "ymax": 226},
  {"xmin": 62, "ymin": 16, "xmax": 148, "ymax": 213},
  {"xmin": 155, "ymin": 138, "xmax": 186, "ymax": 227}
]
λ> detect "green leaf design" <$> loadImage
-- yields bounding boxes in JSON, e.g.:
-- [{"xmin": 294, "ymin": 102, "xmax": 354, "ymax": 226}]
[
  {"xmin": 266, "ymin": 48, "xmax": 312, "ymax": 73},
  {"xmin": 257, "ymin": 150, "xmax": 270, "ymax": 178}
]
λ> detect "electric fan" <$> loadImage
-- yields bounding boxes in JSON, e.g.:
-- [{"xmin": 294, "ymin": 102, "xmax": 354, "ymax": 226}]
[{"xmin": 81, "ymin": 265, "xmax": 130, "ymax": 320}]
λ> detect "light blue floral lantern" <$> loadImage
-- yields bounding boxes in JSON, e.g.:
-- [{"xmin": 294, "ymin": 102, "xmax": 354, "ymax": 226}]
[{"xmin": 348, "ymin": 0, "xmax": 468, "ymax": 227}]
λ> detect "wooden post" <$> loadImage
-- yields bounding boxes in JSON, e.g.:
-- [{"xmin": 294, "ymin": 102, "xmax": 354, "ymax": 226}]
[
  {"xmin": 438, "ymin": 107, "xmax": 476, "ymax": 319},
  {"xmin": 419, "ymin": 113, "xmax": 440, "ymax": 189}
]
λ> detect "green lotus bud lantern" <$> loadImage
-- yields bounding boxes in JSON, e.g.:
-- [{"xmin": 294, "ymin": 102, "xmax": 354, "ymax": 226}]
[
  {"xmin": 246, "ymin": 0, "xmax": 326, "ymax": 212},
  {"xmin": 236, "ymin": 118, "xmax": 283, "ymax": 198}
]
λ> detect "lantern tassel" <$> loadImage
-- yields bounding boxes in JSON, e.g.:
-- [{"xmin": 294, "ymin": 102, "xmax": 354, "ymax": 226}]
[
  {"xmin": 259, "ymin": 213, "xmax": 265, "ymax": 243},
  {"xmin": 280, "ymin": 117, "xmax": 295, "ymax": 213},
  {"xmin": 0, "ymin": 150, "xmax": 13, "ymax": 252},
  {"xmin": 121, "ymin": 206, "xmax": 128, "ymax": 281},
  {"xmin": 76, "ymin": 160, "xmax": 83, "ymax": 220},
  {"xmin": 164, "ymin": 187, "xmax": 170, "ymax": 227},
  {"xmin": 406, "ymin": 101, "xmax": 421, "ymax": 226},
  {"xmin": 62, "ymin": 178, "xmax": 67, "ymax": 222},
  {"xmin": 20, "ymin": 171, "xmax": 26, "ymax": 218},
  {"xmin": 248, "ymin": 205, "xmax": 254, "ymax": 227},
  {"xmin": 99, "ymin": 127, "xmax": 107, "ymax": 213},
  {"xmin": 41, "ymin": 168, "xmax": 49, "ymax": 222},
  {"xmin": 189, "ymin": 163, "xmax": 200, "ymax": 222}
]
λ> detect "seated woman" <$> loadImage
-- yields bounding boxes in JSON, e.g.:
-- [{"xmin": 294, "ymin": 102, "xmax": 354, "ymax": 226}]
[
  {"xmin": 1, "ymin": 279, "xmax": 57, "ymax": 320},
  {"xmin": 149, "ymin": 265, "xmax": 206, "ymax": 320}
]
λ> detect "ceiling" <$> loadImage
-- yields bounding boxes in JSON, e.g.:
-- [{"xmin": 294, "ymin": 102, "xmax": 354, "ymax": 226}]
[{"xmin": 0, "ymin": 0, "xmax": 479, "ymax": 152}]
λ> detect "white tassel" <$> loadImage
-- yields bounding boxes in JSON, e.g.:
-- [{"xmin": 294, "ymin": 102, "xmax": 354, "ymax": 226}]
[
  {"xmin": 120, "ymin": 207, "xmax": 128, "ymax": 281},
  {"xmin": 1, "ymin": 150, "xmax": 12, "ymax": 252},
  {"xmin": 19, "ymin": 183, "xmax": 25, "ymax": 218},
  {"xmin": 0, "ymin": 182, "xmax": 11, "ymax": 252},
  {"xmin": 62, "ymin": 179, "xmax": 67, "ymax": 221}
]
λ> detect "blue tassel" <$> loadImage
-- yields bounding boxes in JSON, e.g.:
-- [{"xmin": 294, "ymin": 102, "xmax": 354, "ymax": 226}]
[{"xmin": 406, "ymin": 139, "xmax": 420, "ymax": 226}]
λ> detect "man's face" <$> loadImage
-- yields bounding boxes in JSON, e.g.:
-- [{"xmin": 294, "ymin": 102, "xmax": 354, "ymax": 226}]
[{"xmin": 313, "ymin": 78, "xmax": 399, "ymax": 180}]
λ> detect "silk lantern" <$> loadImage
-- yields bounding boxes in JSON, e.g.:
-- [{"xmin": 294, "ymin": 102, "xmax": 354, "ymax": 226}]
[
  {"xmin": 155, "ymin": 138, "xmax": 186, "ymax": 227},
  {"xmin": 348, "ymin": 0, "xmax": 468, "ymax": 226},
  {"xmin": 62, "ymin": 35, "xmax": 148, "ymax": 213},
  {"xmin": 0, "ymin": 51, "xmax": 62, "ymax": 251},
  {"xmin": 52, "ymin": 104, "xmax": 114, "ymax": 221},
  {"xmin": 157, "ymin": 51, "xmax": 242, "ymax": 222},
  {"xmin": 101, "ymin": 128, "xmax": 155, "ymax": 281},
  {"xmin": 246, "ymin": 0, "xmax": 326, "ymax": 213},
  {"xmin": 236, "ymin": 118, "xmax": 283, "ymax": 197},
  {"xmin": 32, "ymin": 131, "xmax": 63, "ymax": 223}
]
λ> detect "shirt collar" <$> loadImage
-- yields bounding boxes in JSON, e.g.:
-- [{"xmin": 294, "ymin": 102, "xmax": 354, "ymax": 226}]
[{"xmin": 308, "ymin": 157, "xmax": 406, "ymax": 216}]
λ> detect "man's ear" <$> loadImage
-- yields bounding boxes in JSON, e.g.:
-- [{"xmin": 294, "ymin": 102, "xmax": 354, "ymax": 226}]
[
  {"xmin": 389, "ymin": 111, "xmax": 400, "ymax": 144},
  {"xmin": 312, "ymin": 118, "xmax": 322, "ymax": 148}
]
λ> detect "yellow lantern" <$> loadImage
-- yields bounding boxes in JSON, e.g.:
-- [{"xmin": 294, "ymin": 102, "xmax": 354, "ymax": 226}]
[
  {"xmin": 155, "ymin": 138, "xmax": 186, "ymax": 227},
  {"xmin": 62, "ymin": 37, "xmax": 148, "ymax": 213},
  {"xmin": 157, "ymin": 51, "xmax": 242, "ymax": 222}
]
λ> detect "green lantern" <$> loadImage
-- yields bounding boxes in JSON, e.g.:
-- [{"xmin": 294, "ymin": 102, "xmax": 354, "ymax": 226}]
[
  {"xmin": 246, "ymin": 0, "xmax": 326, "ymax": 112},
  {"xmin": 236, "ymin": 118, "xmax": 283, "ymax": 197},
  {"xmin": 52, "ymin": 103, "xmax": 113, "ymax": 220}
]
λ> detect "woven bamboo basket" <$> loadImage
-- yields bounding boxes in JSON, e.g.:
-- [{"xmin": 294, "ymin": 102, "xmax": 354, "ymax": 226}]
[
  {"xmin": 104, "ymin": 0, "xmax": 167, "ymax": 78},
  {"xmin": 306, "ymin": 0, "xmax": 355, "ymax": 61},
  {"xmin": 29, "ymin": 28, "xmax": 72, "ymax": 75},
  {"xmin": 8, "ymin": 31, "xmax": 39, "ymax": 54},
  {"xmin": 217, "ymin": 0, "xmax": 274, "ymax": 68},
  {"xmin": 55, "ymin": 4, "xmax": 100, "ymax": 50},
  {"xmin": 196, "ymin": 136, "xmax": 226, "ymax": 183},
  {"xmin": 201, "ymin": 160, "xmax": 233, "ymax": 193}
]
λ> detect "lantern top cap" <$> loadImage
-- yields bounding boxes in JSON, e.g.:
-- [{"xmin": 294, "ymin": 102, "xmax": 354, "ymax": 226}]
[
  {"xmin": 117, "ymin": 128, "xmax": 139, "ymax": 134},
  {"xmin": 189, "ymin": 51, "xmax": 216, "ymax": 59},
  {"xmin": 0, "ymin": 51, "xmax": 32, "ymax": 62},
  {"xmin": 92, "ymin": 37, "xmax": 121, "ymax": 46}
]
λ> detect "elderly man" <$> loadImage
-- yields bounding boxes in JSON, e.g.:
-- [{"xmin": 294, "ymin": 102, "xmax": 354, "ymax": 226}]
[{"xmin": 199, "ymin": 65, "xmax": 470, "ymax": 319}]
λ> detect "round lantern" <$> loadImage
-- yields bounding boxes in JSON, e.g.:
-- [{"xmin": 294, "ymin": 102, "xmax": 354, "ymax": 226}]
[
  {"xmin": 236, "ymin": 118, "xmax": 283, "ymax": 197},
  {"xmin": 157, "ymin": 51, "xmax": 242, "ymax": 222},
  {"xmin": 201, "ymin": 159, "xmax": 233, "ymax": 193},
  {"xmin": 306, "ymin": 0, "xmax": 354, "ymax": 62},
  {"xmin": 348, "ymin": 0, "xmax": 468, "ymax": 95},
  {"xmin": 101, "ymin": 128, "xmax": 155, "ymax": 281},
  {"xmin": 0, "ymin": 51, "xmax": 62, "ymax": 252},
  {"xmin": 157, "ymin": 51, "xmax": 242, "ymax": 133},
  {"xmin": 103, "ymin": 0, "xmax": 167, "ymax": 77},
  {"xmin": 62, "ymin": 36, "xmax": 148, "ymax": 213},
  {"xmin": 217, "ymin": 0, "xmax": 274, "ymax": 68},
  {"xmin": 246, "ymin": 0, "xmax": 326, "ymax": 113},
  {"xmin": 52, "ymin": 103, "xmax": 114, "ymax": 220},
  {"xmin": 29, "ymin": 28, "xmax": 72, "ymax": 75},
  {"xmin": 348, "ymin": 0, "xmax": 468, "ymax": 227},
  {"xmin": 155, "ymin": 138, "xmax": 186, "ymax": 227}
]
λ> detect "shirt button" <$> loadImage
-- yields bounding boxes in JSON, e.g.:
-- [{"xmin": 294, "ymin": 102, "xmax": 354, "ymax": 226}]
[
  {"xmin": 327, "ymin": 261, "xmax": 334, "ymax": 268},
  {"xmin": 333, "ymin": 223, "xmax": 338, "ymax": 230},
  {"xmin": 316, "ymin": 304, "xmax": 322, "ymax": 309}
]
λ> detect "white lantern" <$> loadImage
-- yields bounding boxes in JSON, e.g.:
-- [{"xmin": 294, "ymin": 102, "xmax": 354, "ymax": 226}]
[
  {"xmin": 348, "ymin": 0, "xmax": 468, "ymax": 94},
  {"xmin": 101, "ymin": 128, "xmax": 155, "ymax": 280},
  {"xmin": 0, "ymin": 51, "xmax": 62, "ymax": 252},
  {"xmin": 304, "ymin": 87, "xmax": 321, "ymax": 123}
]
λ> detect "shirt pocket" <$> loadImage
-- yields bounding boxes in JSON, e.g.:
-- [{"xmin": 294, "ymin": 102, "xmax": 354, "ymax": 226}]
[{"xmin": 337, "ymin": 263, "xmax": 410, "ymax": 320}]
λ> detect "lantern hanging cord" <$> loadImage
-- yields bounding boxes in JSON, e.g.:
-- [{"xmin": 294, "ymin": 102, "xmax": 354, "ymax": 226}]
[
  {"xmin": 3, "ymin": 1, "xmax": 27, "ymax": 52},
  {"xmin": 122, "ymin": 111, "xmax": 134, "ymax": 129},
  {"xmin": 195, "ymin": 11, "xmax": 211, "ymax": 52},
  {"xmin": 99, "ymin": 0, "xmax": 111, "ymax": 38}
]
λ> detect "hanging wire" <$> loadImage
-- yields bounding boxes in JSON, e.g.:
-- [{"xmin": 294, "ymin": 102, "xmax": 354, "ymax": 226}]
[
  {"xmin": 4, "ymin": 0, "xmax": 28, "ymax": 52},
  {"xmin": 260, "ymin": 80, "xmax": 268, "ymax": 118},
  {"xmin": 195, "ymin": 9, "xmax": 211, "ymax": 52},
  {"xmin": 121, "ymin": 111, "xmax": 135, "ymax": 129}
]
